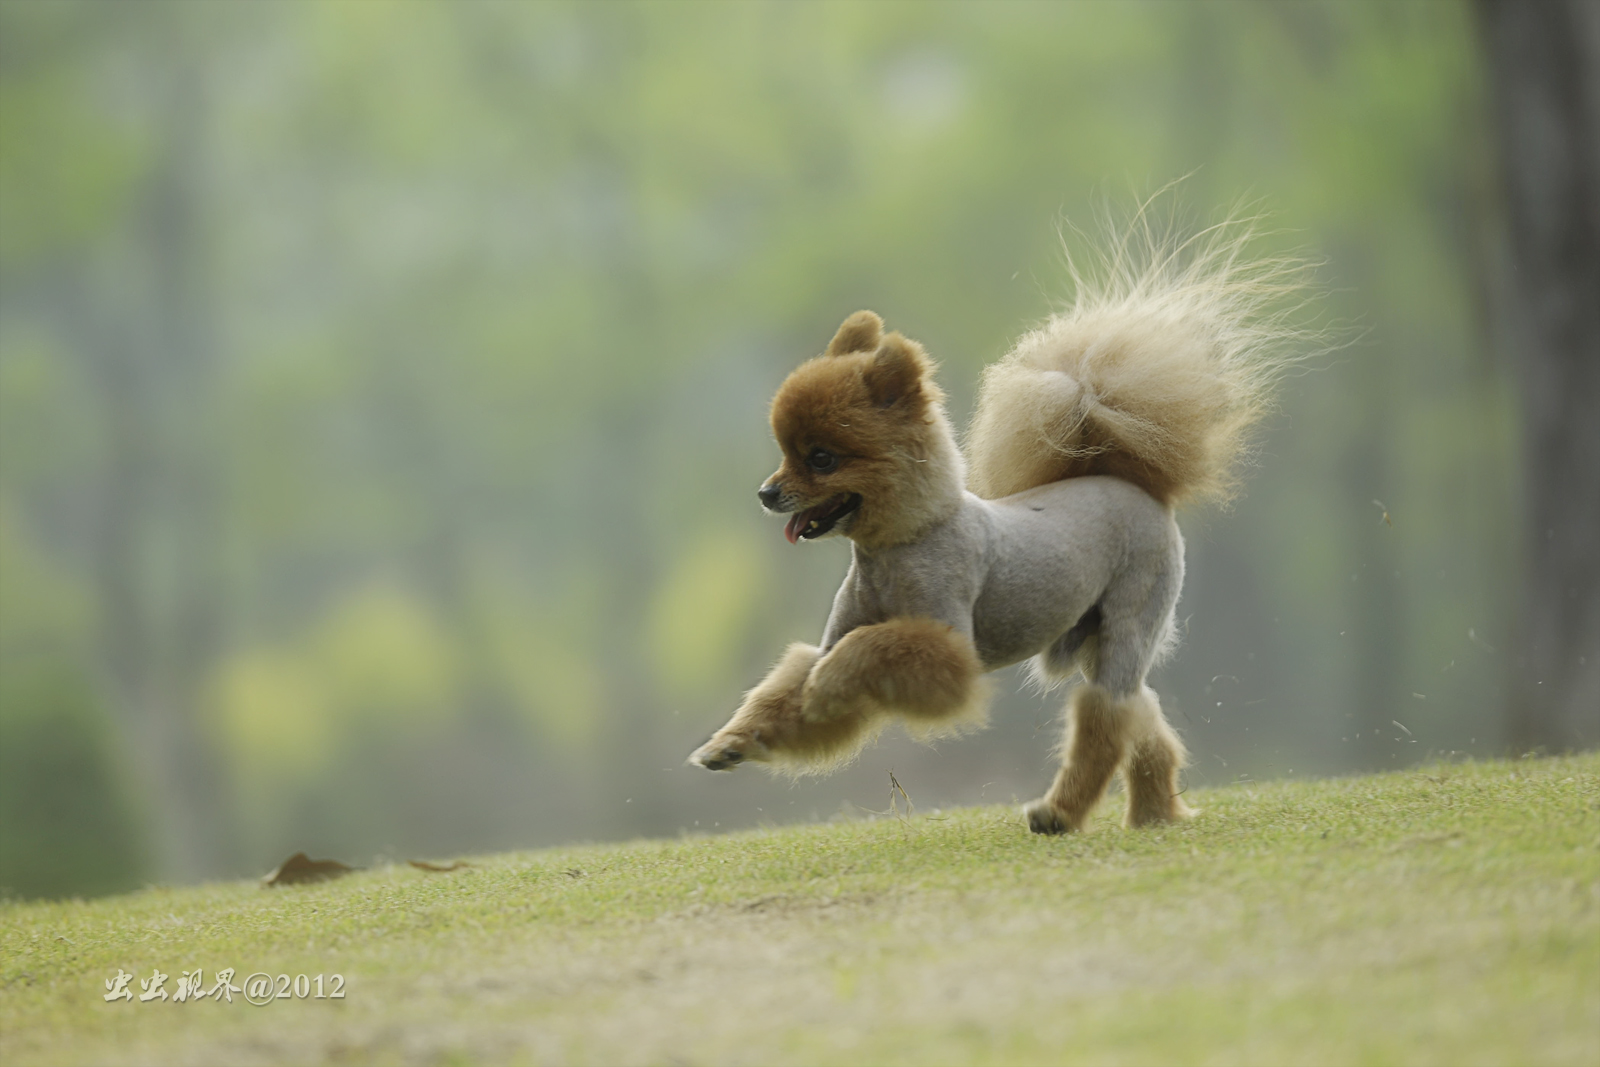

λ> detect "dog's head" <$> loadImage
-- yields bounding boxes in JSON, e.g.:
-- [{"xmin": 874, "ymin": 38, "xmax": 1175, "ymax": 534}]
[{"xmin": 760, "ymin": 311, "xmax": 963, "ymax": 548}]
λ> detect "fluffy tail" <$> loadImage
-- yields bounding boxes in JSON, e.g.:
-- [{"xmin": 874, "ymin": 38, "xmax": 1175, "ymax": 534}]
[{"xmin": 966, "ymin": 211, "xmax": 1315, "ymax": 507}]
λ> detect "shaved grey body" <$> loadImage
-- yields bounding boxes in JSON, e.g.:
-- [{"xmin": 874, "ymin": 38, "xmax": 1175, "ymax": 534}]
[{"xmin": 820, "ymin": 476, "xmax": 1183, "ymax": 695}]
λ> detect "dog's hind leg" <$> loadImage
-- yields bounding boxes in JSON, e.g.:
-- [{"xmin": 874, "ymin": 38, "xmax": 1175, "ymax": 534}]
[
  {"xmin": 1100, "ymin": 573, "xmax": 1193, "ymax": 828},
  {"xmin": 1024, "ymin": 683, "xmax": 1126, "ymax": 834},
  {"xmin": 1122, "ymin": 686, "xmax": 1195, "ymax": 827},
  {"xmin": 1030, "ymin": 603, "xmax": 1102, "ymax": 687},
  {"xmin": 1096, "ymin": 570, "xmax": 1193, "ymax": 828},
  {"xmin": 1027, "ymin": 556, "xmax": 1190, "ymax": 834}
]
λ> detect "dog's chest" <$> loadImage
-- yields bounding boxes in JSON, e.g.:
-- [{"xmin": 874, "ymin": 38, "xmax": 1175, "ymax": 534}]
[{"xmin": 831, "ymin": 517, "xmax": 990, "ymax": 638}]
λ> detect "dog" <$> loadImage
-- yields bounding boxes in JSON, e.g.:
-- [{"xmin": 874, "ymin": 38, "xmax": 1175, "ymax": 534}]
[{"xmin": 689, "ymin": 219, "xmax": 1307, "ymax": 833}]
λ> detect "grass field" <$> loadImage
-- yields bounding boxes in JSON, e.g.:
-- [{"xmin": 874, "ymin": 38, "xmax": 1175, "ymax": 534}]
[{"xmin": 3, "ymin": 753, "xmax": 1597, "ymax": 1066}]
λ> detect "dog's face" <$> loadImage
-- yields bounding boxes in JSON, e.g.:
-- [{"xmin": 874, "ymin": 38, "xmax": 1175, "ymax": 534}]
[{"xmin": 759, "ymin": 311, "xmax": 952, "ymax": 548}]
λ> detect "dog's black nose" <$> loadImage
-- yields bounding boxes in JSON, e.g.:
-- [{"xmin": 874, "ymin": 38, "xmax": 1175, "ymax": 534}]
[{"xmin": 758, "ymin": 483, "xmax": 782, "ymax": 508}]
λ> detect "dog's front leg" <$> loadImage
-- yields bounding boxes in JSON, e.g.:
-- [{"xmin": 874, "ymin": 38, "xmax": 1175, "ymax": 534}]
[
  {"xmin": 690, "ymin": 642, "xmax": 820, "ymax": 771},
  {"xmin": 690, "ymin": 618, "xmax": 985, "ymax": 774},
  {"xmin": 802, "ymin": 617, "xmax": 985, "ymax": 728},
  {"xmin": 689, "ymin": 639, "xmax": 885, "ymax": 773}
]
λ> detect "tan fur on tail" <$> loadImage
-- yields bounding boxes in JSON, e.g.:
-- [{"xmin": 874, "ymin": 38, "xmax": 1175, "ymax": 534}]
[{"xmin": 966, "ymin": 211, "xmax": 1313, "ymax": 507}]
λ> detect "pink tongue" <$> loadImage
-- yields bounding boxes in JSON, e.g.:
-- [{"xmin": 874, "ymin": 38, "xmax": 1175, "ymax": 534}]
[{"xmin": 784, "ymin": 512, "xmax": 806, "ymax": 544}]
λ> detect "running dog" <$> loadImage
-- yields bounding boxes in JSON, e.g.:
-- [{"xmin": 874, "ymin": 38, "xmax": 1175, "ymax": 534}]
[{"xmin": 690, "ymin": 218, "xmax": 1309, "ymax": 833}]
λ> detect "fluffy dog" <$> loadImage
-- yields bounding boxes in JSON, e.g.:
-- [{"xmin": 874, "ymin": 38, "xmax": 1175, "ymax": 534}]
[{"xmin": 690, "ymin": 221, "xmax": 1306, "ymax": 833}]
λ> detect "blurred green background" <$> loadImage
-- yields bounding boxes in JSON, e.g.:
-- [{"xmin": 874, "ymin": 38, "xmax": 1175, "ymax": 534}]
[{"xmin": 0, "ymin": 0, "xmax": 1516, "ymax": 898}]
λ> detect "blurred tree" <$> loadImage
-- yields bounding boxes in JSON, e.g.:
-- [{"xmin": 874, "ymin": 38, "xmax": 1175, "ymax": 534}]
[
  {"xmin": 1476, "ymin": 0, "xmax": 1600, "ymax": 750},
  {"xmin": 0, "ymin": 654, "xmax": 148, "ymax": 899},
  {"xmin": 0, "ymin": 510, "xmax": 148, "ymax": 898}
]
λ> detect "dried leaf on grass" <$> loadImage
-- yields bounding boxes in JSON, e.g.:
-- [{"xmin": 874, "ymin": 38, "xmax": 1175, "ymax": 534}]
[
  {"xmin": 261, "ymin": 852, "xmax": 357, "ymax": 887},
  {"xmin": 408, "ymin": 859, "xmax": 473, "ymax": 873}
]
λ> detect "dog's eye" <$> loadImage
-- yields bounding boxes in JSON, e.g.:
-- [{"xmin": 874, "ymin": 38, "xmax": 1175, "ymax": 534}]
[{"xmin": 807, "ymin": 448, "xmax": 838, "ymax": 473}]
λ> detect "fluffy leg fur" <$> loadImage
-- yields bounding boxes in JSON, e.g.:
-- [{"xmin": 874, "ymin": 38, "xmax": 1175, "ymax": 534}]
[
  {"xmin": 689, "ymin": 643, "xmax": 869, "ymax": 771},
  {"xmin": 1121, "ymin": 687, "xmax": 1196, "ymax": 827},
  {"xmin": 1025, "ymin": 684, "xmax": 1126, "ymax": 834},
  {"xmin": 691, "ymin": 618, "xmax": 985, "ymax": 775},
  {"xmin": 1024, "ymin": 684, "xmax": 1196, "ymax": 833},
  {"xmin": 803, "ymin": 617, "xmax": 985, "ymax": 728}
]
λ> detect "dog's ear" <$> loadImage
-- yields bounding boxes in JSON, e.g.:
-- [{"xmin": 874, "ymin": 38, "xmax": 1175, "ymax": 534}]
[
  {"xmin": 826, "ymin": 310, "xmax": 883, "ymax": 357},
  {"xmin": 863, "ymin": 332, "xmax": 927, "ymax": 409}
]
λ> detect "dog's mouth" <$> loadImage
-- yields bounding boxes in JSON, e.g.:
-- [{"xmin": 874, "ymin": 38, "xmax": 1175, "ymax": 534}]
[{"xmin": 784, "ymin": 493, "xmax": 862, "ymax": 543}]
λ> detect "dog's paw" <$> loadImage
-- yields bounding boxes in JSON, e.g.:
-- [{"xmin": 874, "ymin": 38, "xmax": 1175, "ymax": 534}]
[
  {"xmin": 1023, "ymin": 798, "xmax": 1074, "ymax": 835},
  {"xmin": 690, "ymin": 741, "xmax": 745, "ymax": 771},
  {"xmin": 689, "ymin": 732, "xmax": 770, "ymax": 772}
]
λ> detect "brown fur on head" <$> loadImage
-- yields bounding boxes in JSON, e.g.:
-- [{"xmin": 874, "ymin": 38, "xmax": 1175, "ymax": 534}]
[{"xmin": 761, "ymin": 312, "xmax": 965, "ymax": 549}]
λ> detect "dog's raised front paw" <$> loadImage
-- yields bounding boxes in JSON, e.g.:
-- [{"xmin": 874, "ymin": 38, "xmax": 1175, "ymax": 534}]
[
  {"xmin": 689, "ymin": 731, "xmax": 769, "ymax": 772},
  {"xmin": 690, "ymin": 741, "xmax": 745, "ymax": 771}
]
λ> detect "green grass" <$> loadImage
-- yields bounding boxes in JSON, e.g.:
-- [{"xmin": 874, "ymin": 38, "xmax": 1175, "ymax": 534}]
[{"xmin": 3, "ymin": 754, "xmax": 1597, "ymax": 1066}]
